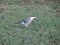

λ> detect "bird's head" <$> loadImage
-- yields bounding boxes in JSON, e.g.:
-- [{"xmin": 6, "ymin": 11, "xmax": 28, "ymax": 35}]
[{"xmin": 30, "ymin": 17, "xmax": 37, "ymax": 20}]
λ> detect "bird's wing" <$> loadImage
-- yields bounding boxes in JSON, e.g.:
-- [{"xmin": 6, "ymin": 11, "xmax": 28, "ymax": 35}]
[{"xmin": 23, "ymin": 18, "xmax": 30, "ymax": 23}]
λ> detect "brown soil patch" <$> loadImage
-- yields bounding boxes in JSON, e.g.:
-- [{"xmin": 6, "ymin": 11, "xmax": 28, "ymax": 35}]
[
  {"xmin": 0, "ymin": 0, "xmax": 3, "ymax": 4},
  {"xmin": 0, "ymin": 8, "xmax": 4, "ymax": 13}
]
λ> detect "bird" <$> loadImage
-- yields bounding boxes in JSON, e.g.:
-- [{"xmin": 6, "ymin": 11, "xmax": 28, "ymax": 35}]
[{"xmin": 15, "ymin": 16, "xmax": 37, "ymax": 27}]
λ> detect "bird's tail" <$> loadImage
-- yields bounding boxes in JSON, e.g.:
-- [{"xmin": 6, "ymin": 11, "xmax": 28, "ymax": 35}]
[{"xmin": 14, "ymin": 21, "xmax": 22, "ymax": 25}]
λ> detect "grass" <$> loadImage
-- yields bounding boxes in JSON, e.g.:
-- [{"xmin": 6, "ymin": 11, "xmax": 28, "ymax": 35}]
[{"xmin": 0, "ymin": 0, "xmax": 60, "ymax": 45}]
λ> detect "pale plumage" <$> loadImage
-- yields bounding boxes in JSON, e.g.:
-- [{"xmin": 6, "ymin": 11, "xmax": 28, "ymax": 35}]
[
  {"xmin": 21, "ymin": 17, "xmax": 37, "ymax": 27},
  {"xmin": 15, "ymin": 17, "xmax": 37, "ymax": 27}
]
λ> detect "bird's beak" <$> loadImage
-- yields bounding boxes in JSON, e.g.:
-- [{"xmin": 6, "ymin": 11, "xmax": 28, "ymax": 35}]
[{"xmin": 35, "ymin": 17, "xmax": 37, "ymax": 19}]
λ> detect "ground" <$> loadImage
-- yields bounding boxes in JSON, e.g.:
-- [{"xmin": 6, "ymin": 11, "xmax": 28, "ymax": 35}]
[{"xmin": 0, "ymin": 0, "xmax": 60, "ymax": 45}]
